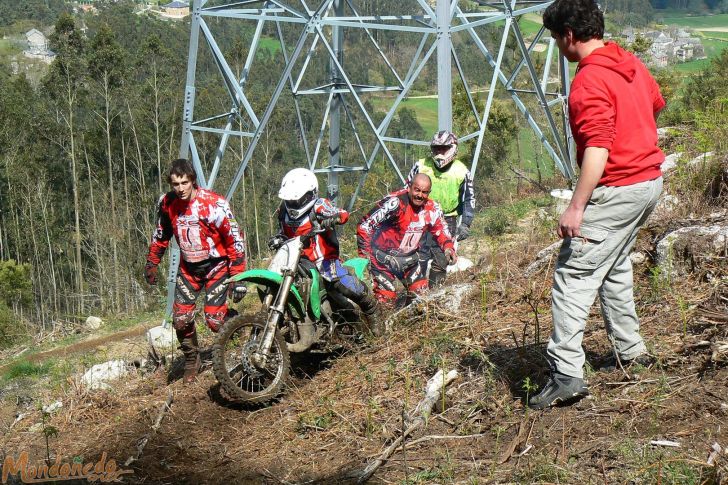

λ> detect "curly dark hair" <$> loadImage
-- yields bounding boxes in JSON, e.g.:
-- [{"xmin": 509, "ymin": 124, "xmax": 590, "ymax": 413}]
[
  {"xmin": 542, "ymin": 0, "xmax": 604, "ymax": 41},
  {"xmin": 168, "ymin": 158, "xmax": 197, "ymax": 184}
]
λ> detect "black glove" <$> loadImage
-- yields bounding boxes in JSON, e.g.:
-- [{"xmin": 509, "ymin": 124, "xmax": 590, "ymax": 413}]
[
  {"xmin": 318, "ymin": 216, "xmax": 338, "ymax": 230},
  {"xmin": 229, "ymin": 281, "xmax": 247, "ymax": 303},
  {"xmin": 374, "ymin": 249, "xmax": 418, "ymax": 274},
  {"xmin": 144, "ymin": 262, "xmax": 158, "ymax": 285},
  {"xmin": 456, "ymin": 224, "xmax": 470, "ymax": 242},
  {"xmin": 268, "ymin": 234, "xmax": 286, "ymax": 251}
]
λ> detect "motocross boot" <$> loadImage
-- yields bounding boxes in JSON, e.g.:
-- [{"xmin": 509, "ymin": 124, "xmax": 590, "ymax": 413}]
[
  {"xmin": 428, "ymin": 266, "xmax": 447, "ymax": 288},
  {"xmin": 179, "ymin": 333, "xmax": 201, "ymax": 384},
  {"xmin": 357, "ymin": 287, "xmax": 385, "ymax": 336}
]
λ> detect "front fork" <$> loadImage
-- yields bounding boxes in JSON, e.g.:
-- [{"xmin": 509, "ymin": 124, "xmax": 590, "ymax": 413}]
[{"xmin": 252, "ymin": 272, "xmax": 295, "ymax": 367}]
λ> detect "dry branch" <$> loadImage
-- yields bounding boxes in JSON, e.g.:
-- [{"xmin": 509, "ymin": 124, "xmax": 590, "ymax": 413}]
[
  {"xmin": 124, "ymin": 390, "xmax": 173, "ymax": 467},
  {"xmin": 508, "ymin": 166, "xmax": 550, "ymax": 193},
  {"xmin": 523, "ymin": 241, "xmax": 561, "ymax": 278},
  {"xmin": 358, "ymin": 369, "xmax": 459, "ymax": 483}
]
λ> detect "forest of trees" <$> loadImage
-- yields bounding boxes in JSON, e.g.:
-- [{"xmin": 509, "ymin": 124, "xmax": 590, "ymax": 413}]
[
  {"xmin": 0, "ymin": 1, "xmax": 525, "ymax": 344},
  {"xmin": 0, "ymin": 0, "xmax": 725, "ymax": 348}
]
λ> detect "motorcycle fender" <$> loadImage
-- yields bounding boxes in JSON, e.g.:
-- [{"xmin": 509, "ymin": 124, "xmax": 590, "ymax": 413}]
[
  {"xmin": 342, "ymin": 257, "xmax": 369, "ymax": 281},
  {"xmin": 229, "ymin": 269, "xmax": 306, "ymax": 319}
]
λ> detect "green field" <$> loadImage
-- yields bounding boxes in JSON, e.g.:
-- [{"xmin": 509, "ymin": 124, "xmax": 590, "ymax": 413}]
[
  {"xmin": 258, "ymin": 36, "xmax": 281, "ymax": 55},
  {"xmin": 657, "ymin": 12, "xmax": 728, "ymax": 29},
  {"xmin": 647, "ymin": 12, "xmax": 728, "ymax": 73},
  {"xmin": 371, "ymin": 96, "xmax": 439, "ymax": 134},
  {"xmin": 675, "ymin": 37, "xmax": 728, "ymax": 73},
  {"xmin": 520, "ymin": 13, "xmax": 545, "ymax": 37},
  {"xmin": 702, "ymin": 31, "xmax": 728, "ymax": 40},
  {"xmin": 0, "ymin": 38, "xmax": 21, "ymax": 57}
]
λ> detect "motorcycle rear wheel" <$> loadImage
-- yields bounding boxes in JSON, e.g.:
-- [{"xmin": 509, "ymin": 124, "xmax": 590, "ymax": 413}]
[{"xmin": 212, "ymin": 315, "xmax": 290, "ymax": 404}]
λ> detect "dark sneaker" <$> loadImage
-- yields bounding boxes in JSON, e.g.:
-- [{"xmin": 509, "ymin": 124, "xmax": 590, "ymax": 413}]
[
  {"xmin": 599, "ymin": 353, "xmax": 655, "ymax": 372},
  {"xmin": 528, "ymin": 373, "xmax": 589, "ymax": 410}
]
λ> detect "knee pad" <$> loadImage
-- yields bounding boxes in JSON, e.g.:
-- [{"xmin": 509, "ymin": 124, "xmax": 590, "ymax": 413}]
[
  {"xmin": 409, "ymin": 279, "xmax": 428, "ymax": 294},
  {"xmin": 205, "ymin": 310, "xmax": 227, "ymax": 333},
  {"xmin": 172, "ymin": 310, "xmax": 196, "ymax": 332}
]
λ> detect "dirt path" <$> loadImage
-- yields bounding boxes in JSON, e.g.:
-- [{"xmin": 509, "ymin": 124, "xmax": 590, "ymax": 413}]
[{"xmin": 0, "ymin": 323, "xmax": 155, "ymax": 373}]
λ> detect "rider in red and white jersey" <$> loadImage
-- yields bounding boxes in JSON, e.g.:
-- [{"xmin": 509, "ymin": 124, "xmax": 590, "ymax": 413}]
[
  {"xmin": 357, "ymin": 174, "xmax": 457, "ymax": 305},
  {"xmin": 145, "ymin": 159, "xmax": 247, "ymax": 383}
]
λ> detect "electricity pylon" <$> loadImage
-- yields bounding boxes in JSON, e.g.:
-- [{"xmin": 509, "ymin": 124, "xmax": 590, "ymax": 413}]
[{"xmin": 163, "ymin": 0, "xmax": 575, "ymax": 319}]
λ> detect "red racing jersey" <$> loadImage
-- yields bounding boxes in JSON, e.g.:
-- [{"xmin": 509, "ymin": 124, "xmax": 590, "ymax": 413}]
[
  {"xmin": 146, "ymin": 189, "xmax": 246, "ymax": 275},
  {"xmin": 277, "ymin": 198, "xmax": 349, "ymax": 265},
  {"xmin": 357, "ymin": 189, "xmax": 454, "ymax": 258}
]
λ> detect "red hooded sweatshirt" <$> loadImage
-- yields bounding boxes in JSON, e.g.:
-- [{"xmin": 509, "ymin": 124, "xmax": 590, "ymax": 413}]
[{"xmin": 569, "ymin": 42, "xmax": 665, "ymax": 186}]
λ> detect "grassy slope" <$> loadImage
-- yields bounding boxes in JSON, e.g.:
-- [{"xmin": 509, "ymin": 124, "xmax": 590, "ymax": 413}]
[
  {"xmin": 657, "ymin": 12, "xmax": 728, "ymax": 29},
  {"xmin": 3, "ymin": 165, "xmax": 726, "ymax": 484}
]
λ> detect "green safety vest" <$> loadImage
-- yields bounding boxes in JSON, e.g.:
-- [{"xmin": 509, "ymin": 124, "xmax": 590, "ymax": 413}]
[{"xmin": 416, "ymin": 157, "xmax": 468, "ymax": 217}]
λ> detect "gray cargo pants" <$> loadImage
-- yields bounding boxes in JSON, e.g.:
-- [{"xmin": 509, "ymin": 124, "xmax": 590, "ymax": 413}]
[{"xmin": 547, "ymin": 177, "xmax": 663, "ymax": 379}]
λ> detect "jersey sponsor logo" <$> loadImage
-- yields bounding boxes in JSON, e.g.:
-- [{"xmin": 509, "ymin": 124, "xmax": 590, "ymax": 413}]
[
  {"xmin": 176, "ymin": 215, "xmax": 208, "ymax": 262},
  {"xmin": 361, "ymin": 197, "xmax": 399, "ymax": 232}
]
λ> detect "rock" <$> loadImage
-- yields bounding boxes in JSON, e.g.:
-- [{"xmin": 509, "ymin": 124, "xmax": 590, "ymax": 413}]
[
  {"xmin": 85, "ymin": 316, "xmax": 103, "ymax": 330},
  {"xmin": 28, "ymin": 422, "xmax": 43, "ymax": 433},
  {"xmin": 657, "ymin": 127, "xmax": 675, "ymax": 140},
  {"xmin": 661, "ymin": 152, "xmax": 683, "ymax": 174},
  {"xmin": 655, "ymin": 225, "xmax": 728, "ymax": 277},
  {"xmin": 81, "ymin": 360, "xmax": 131, "ymax": 390},
  {"xmin": 383, "ymin": 283, "xmax": 476, "ymax": 333},
  {"xmin": 661, "ymin": 152, "xmax": 712, "ymax": 176},
  {"xmin": 147, "ymin": 325, "xmax": 177, "ymax": 352},
  {"xmin": 446, "ymin": 256, "xmax": 474, "ymax": 274},
  {"xmin": 656, "ymin": 194, "xmax": 680, "ymax": 212},
  {"xmin": 42, "ymin": 401, "xmax": 63, "ymax": 414},
  {"xmin": 688, "ymin": 152, "xmax": 713, "ymax": 168},
  {"xmin": 646, "ymin": 194, "xmax": 681, "ymax": 227},
  {"xmin": 537, "ymin": 208, "xmax": 551, "ymax": 221},
  {"xmin": 630, "ymin": 252, "xmax": 647, "ymax": 265}
]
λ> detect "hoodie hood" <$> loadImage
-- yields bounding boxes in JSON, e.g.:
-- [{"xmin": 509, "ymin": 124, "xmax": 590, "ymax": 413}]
[{"xmin": 578, "ymin": 42, "xmax": 636, "ymax": 82}]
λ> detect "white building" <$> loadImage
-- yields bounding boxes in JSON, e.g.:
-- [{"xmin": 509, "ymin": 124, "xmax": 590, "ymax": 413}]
[
  {"xmin": 160, "ymin": 1, "xmax": 190, "ymax": 20},
  {"xmin": 23, "ymin": 29, "xmax": 55, "ymax": 64}
]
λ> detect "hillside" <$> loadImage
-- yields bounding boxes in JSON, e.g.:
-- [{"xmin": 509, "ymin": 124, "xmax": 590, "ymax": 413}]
[
  {"xmin": 1, "ymin": 150, "xmax": 726, "ymax": 483},
  {"xmin": 0, "ymin": 3, "xmax": 727, "ymax": 483}
]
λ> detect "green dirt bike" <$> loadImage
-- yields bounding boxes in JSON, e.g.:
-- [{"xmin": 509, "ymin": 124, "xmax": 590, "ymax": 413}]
[{"xmin": 211, "ymin": 226, "xmax": 370, "ymax": 404}]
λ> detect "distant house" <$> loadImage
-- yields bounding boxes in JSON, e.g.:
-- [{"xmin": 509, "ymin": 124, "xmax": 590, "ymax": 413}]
[
  {"xmin": 25, "ymin": 29, "xmax": 48, "ymax": 54},
  {"xmin": 621, "ymin": 26, "xmax": 636, "ymax": 43},
  {"xmin": 675, "ymin": 43, "xmax": 695, "ymax": 62},
  {"xmin": 160, "ymin": 1, "xmax": 190, "ymax": 19},
  {"xmin": 23, "ymin": 29, "xmax": 55, "ymax": 64}
]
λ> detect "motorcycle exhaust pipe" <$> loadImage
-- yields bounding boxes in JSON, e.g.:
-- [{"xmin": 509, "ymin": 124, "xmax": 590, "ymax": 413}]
[
  {"xmin": 286, "ymin": 321, "xmax": 316, "ymax": 352},
  {"xmin": 287, "ymin": 319, "xmax": 325, "ymax": 352}
]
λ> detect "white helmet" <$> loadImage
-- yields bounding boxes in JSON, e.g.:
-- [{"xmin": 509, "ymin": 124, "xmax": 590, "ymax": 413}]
[
  {"xmin": 430, "ymin": 130, "xmax": 458, "ymax": 169},
  {"xmin": 278, "ymin": 168, "xmax": 319, "ymax": 219}
]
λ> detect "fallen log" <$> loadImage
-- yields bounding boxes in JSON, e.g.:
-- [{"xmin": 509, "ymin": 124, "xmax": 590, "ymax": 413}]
[{"xmin": 358, "ymin": 369, "xmax": 459, "ymax": 483}]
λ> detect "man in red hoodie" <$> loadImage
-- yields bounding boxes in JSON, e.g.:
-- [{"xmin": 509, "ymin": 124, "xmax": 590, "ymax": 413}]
[{"xmin": 529, "ymin": 0, "xmax": 665, "ymax": 409}]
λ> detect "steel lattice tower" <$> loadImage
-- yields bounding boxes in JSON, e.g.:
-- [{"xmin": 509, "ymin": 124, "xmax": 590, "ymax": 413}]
[{"xmin": 163, "ymin": 0, "xmax": 575, "ymax": 319}]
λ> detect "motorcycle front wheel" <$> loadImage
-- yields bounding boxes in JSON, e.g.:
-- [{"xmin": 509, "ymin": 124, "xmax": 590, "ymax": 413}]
[{"xmin": 212, "ymin": 315, "xmax": 290, "ymax": 404}]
